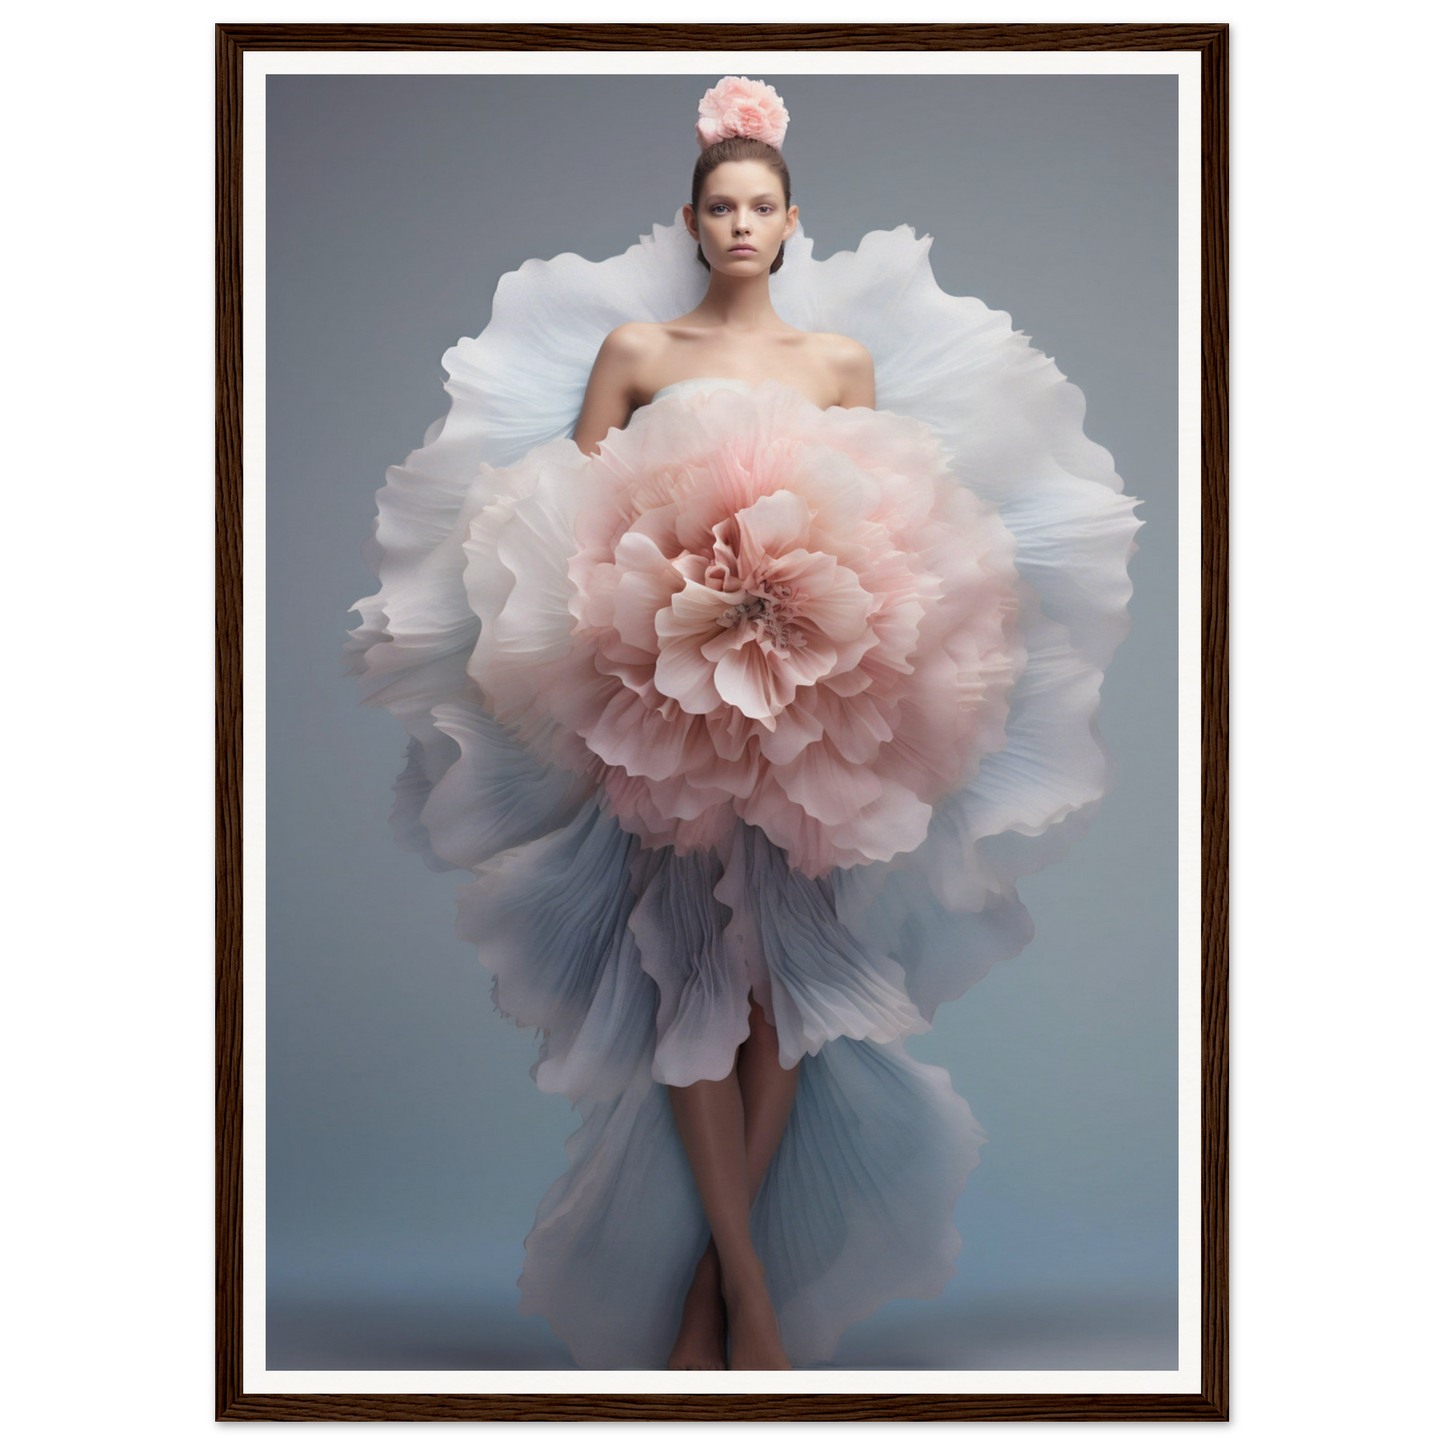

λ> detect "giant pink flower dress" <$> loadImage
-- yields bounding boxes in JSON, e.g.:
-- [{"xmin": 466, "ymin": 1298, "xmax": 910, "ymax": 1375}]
[{"xmin": 345, "ymin": 209, "xmax": 1141, "ymax": 1368}]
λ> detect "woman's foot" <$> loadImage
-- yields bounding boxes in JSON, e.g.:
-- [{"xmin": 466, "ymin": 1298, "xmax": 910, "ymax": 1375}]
[
  {"xmin": 667, "ymin": 1245, "xmax": 728, "ymax": 1370},
  {"xmin": 722, "ymin": 1258, "xmax": 791, "ymax": 1370}
]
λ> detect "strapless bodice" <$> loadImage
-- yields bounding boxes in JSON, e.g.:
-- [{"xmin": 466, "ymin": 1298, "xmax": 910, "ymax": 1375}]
[{"xmin": 649, "ymin": 375, "xmax": 755, "ymax": 406}]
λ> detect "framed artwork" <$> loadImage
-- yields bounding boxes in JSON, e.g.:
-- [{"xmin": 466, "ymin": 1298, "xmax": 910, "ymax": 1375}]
[{"xmin": 217, "ymin": 21, "xmax": 1227, "ymax": 1422}]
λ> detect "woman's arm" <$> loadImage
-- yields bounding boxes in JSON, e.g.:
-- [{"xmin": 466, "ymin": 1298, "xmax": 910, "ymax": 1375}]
[{"xmin": 573, "ymin": 323, "xmax": 650, "ymax": 456}]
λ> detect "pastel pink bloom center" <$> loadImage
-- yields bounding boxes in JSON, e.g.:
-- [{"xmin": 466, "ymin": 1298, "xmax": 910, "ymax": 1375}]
[{"xmin": 653, "ymin": 490, "xmax": 873, "ymax": 725}]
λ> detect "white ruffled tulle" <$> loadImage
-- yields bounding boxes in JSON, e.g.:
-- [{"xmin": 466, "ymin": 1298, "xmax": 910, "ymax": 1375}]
[{"xmin": 344, "ymin": 210, "xmax": 1139, "ymax": 1367}]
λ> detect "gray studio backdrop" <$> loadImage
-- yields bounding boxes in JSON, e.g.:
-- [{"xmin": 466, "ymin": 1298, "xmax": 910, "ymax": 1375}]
[{"xmin": 266, "ymin": 73, "xmax": 1179, "ymax": 1371}]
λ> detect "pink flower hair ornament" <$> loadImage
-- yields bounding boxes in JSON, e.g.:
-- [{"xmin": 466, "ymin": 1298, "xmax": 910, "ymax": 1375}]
[{"xmin": 696, "ymin": 75, "xmax": 789, "ymax": 151}]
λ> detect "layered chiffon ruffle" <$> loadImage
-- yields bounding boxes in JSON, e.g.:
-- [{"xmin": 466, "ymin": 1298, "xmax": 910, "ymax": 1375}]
[{"xmin": 344, "ymin": 210, "xmax": 1140, "ymax": 1366}]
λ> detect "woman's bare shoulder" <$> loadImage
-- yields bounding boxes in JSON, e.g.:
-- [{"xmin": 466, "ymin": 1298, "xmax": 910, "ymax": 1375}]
[
  {"xmin": 577, "ymin": 324, "xmax": 664, "ymax": 451},
  {"xmin": 597, "ymin": 319, "xmax": 667, "ymax": 364},
  {"xmin": 810, "ymin": 331, "xmax": 875, "ymax": 405},
  {"xmin": 588, "ymin": 321, "xmax": 672, "ymax": 407},
  {"xmin": 809, "ymin": 330, "xmax": 872, "ymax": 366}
]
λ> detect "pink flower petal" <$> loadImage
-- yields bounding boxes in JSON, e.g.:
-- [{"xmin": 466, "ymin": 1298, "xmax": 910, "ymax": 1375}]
[
  {"xmin": 654, "ymin": 635, "xmax": 724, "ymax": 714},
  {"xmin": 773, "ymin": 739, "xmax": 884, "ymax": 827},
  {"xmin": 656, "ymin": 577, "xmax": 735, "ymax": 637},
  {"xmin": 736, "ymin": 490, "xmax": 811, "ymax": 576},
  {"xmin": 609, "ymin": 556, "xmax": 679, "ymax": 654},
  {"xmin": 714, "ymin": 645, "xmax": 784, "ymax": 724}
]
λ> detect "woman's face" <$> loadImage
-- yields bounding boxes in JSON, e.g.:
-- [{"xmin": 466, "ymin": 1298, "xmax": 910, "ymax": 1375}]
[{"xmin": 687, "ymin": 159, "xmax": 798, "ymax": 274}]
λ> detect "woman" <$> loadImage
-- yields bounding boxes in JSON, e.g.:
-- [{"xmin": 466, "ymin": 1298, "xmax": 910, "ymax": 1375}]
[
  {"xmin": 576, "ymin": 126, "xmax": 874, "ymax": 1372},
  {"xmin": 346, "ymin": 76, "xmax": 1140, "ymax": 1372}
]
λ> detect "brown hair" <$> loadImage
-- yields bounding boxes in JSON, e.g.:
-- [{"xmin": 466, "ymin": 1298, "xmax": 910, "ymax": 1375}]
[{"xmin": 691, "ymin": 136, "xmax": 793, "ymax": 275}]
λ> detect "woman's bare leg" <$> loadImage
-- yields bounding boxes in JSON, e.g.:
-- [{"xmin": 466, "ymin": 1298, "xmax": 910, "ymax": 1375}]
[
  {"xmin": 667, "ymin": 993, "xmax": 798, "ymax": 1369},
  {"xmin": 666, "ymin": 1069, "xmax": 753, "ymax": 1368},
  {"xmin": 723, "ymin": 994, "xmax": 799, "ymax": 1368},
  {"xmin": 736, "ymin": 996, "xmax": 801, "ymax": 1201}
]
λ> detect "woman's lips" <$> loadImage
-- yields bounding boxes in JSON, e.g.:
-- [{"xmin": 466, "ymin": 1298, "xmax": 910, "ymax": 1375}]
[{"xmin": 729, "ymin": 245, "xmax": 756, "ymax": 254}]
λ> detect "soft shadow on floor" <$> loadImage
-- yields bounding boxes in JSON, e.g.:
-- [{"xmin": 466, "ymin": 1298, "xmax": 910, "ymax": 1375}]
[
  {"xmin": 817, "ymin": 1284, "xmax": 1178, "ymax": 1370},
  {"xmin": 267, "ymin": 1291, "xmax": 576, "ymax": 1370},
  {"xmin": 267, "ymin": 1280, "xmax": 1177, "ymax": 1371}
]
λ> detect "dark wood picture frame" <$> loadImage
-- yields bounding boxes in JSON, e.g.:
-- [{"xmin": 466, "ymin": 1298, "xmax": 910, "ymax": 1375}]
[{"xmin": 216, "ymin": 20, "xmax": 1227, "ymax": 1422}]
